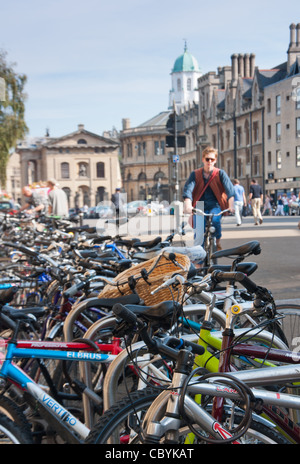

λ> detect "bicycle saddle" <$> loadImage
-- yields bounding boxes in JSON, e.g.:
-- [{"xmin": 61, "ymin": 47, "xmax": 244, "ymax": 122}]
[
  {"xmin": 1, "ymin": 304, "xmax": 47, "ymax": 320},
  {"xmin": 80, "ymin": 294, "xmax": 141, "ymax": 310},
  {"xmin": 208, "ymin": 262, "xmax": 258, "ymax": 277},
  {"xmin": 122, "ymin": 301, "xmax": 181, "ymax": 327},
  {"xmin": 211, "ymin": 241, "xmax": 261, "ymax": 259},
  {"xmin": 132, "ymin": 237, "xmax": 162, "ymax": 249}
]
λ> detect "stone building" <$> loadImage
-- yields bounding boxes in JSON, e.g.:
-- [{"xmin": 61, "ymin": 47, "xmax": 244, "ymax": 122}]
[{"xmin": 16, "ymin": 124, "xmax": 121, "ymax": 208}]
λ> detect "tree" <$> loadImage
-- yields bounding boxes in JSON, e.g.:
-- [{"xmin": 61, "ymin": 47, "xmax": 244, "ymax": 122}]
[{"xmin": 0, "ymin": 50, "xmax": 28, "ymax": 188}]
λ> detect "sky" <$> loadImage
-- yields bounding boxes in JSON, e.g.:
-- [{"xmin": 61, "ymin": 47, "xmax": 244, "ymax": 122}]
[{"xmin": 0, "ymin": 0, "xmax": 299, "ymax": 139}]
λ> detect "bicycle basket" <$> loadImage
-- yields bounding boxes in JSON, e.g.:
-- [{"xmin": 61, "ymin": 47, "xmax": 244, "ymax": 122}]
[{"xmin": 98, "ymin": 252, "xmax": 190, "ymax": 306}]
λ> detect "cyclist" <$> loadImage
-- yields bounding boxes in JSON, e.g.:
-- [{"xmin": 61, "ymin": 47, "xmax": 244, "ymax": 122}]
[{"xmin": 183, "ymin": 146, "xmax": 234, "ymax": 251}]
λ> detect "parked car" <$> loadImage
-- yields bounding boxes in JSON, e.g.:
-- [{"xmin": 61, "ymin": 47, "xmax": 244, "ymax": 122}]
[
  {"xmin": 125, "ymin": 200, "xmax": 148, "ymax": 216},
  {"xmin": 95, "ymin": 203, "xmax": 114, "ymax": 218},
  {"xmin": 0, "ymin": 200, "xmax": 20, "ymax": 215}
]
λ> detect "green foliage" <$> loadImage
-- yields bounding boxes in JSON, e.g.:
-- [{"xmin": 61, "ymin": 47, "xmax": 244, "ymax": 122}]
[{"xmin": 0, "ymin": 50, "xmax": 28, "ymax": 187}]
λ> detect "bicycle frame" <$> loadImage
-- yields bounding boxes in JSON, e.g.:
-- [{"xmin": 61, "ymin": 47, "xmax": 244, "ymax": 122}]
[{"xmin": 0, "ymin": 338, "xmax": 121, "ymax": 443}]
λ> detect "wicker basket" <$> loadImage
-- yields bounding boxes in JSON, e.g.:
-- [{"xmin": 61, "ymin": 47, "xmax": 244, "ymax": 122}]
[{"xmin": 98, "ymin": 252, "xmax": 190, "ymax": 306}]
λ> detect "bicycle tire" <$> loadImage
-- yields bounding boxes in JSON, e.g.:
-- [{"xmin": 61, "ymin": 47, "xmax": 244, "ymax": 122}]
[
  {"xmin": 85, "ymin": 387, "xmax": 161, "ymax": 444},
  {"xmin": 85, "ymin": 388, "xmax": 288, "ymax": 444},
  {"xmin": 0, "ymin": 412, "xmax": 33, "ymax": 444},
  {"xmin": 275, "ymin": 304, "xmax": 300, "ymax": 348}
]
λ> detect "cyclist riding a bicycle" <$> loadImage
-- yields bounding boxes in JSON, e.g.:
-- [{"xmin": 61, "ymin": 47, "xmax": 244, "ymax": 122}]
[{"xmin": 183, "ymin": 146, "xmax": 235, "ymax": 251}]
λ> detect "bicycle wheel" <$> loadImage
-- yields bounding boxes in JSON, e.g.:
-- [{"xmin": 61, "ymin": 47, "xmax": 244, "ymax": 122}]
[
  {"xmin": 85, "ymin": 387, "xmax": 161, "ymax": 444},
  {"xmin": 85, "ymin": 388, "xmax": 288, "ymax": 444},
  {"xmin": 275, "ymin": 304, "xmax": 300, "ymax": 348},
  {"xmin": 0, "ymin": 412, "xmax": 33, "ymax": 444}
]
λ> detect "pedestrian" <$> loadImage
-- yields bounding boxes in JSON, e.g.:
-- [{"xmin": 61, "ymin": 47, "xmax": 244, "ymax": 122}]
[
  {"xmin": 275, "ymin": 195, "xmax": 284, "ymax": 216},
  {"xmin": 233, "ymin": 179, "xmax": 247, "ymax": 226},
  {"xmin": 262, "ymin": 195, "xmax": 273, "ymax": 216},
  {"xmin": 282, "ymin": 194, "xmax": 289, "ymax": 216},
  {"xmin": 111, "ymin": 187, "xmax": 125, "ymax": 217},
  {"xmin": 248, "ymin": 179, "xmax": 263, "ymax": 225},
  {"xmin": 20, "ymin": 185, "xmax": 49, "ymax": 216},
  {"xmin": 183, "ymin": 146, "xmax": 235, "ymax": 251},
  {"xmin": 47, "ymin": 178, "xmax": 69, "ymax": 218}
]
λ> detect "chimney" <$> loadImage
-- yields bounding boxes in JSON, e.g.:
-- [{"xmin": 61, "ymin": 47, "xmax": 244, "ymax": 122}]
[
  {"xmin": 287, "ymin": 23, "xmax": 300, "ymax": 73},
  {"xmin": 78, "ymin": 124, "xmax": 84, "ymax": 131},
  {"xmin": 122, "ymin": 118, "xmax": 130, "ymax": 130},
  {"xmin": 250, "ymin": 54, "xmax": 256, "ymax": 77},
  {"xmin": 297, "ymin": 23, "xmax": 300, "ymax": 47},
  {"xmin": 238, "ymin": 54, "xmax": 244, "ymax": 77},
  {"xmin": 244, "ymin": 53, "xmax": 250, "ymax": 78},
  {"xmin": 231, "ymin": 54, "xmax": 238, "ymax": 87},
  {"xmin": 289, "ymin": 23, "xmax": 296, "ymax": 47}
]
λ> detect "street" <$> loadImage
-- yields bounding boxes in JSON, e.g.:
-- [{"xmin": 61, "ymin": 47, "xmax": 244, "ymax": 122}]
[{"xmin": 84, "ymin": 214, "xmax": 300, "ymax": 302}]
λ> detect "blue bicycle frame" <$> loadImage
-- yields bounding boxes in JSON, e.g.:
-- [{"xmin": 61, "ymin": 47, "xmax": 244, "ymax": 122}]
[{"xmin": 0, "ymin": 340, "xmax": 116, "ymax": 442}]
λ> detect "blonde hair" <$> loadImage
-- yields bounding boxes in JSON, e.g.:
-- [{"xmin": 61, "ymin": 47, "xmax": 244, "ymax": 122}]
[{"xmin": 202, "ymin": 146, "xmax": 218, "ymax": 160}]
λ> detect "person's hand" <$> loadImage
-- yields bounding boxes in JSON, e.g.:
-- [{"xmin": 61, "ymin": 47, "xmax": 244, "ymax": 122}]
[{"xmin": 183, "ymin": 200, "xmax": 193, "ymax": 215}]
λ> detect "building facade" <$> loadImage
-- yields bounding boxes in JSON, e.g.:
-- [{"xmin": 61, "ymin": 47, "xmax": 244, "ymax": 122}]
[{"xmin": 16, "ymin": 124, "xmax": 121, "ymax": 208}]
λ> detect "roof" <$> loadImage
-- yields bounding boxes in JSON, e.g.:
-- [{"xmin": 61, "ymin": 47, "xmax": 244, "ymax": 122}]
[
  {"xmin": 172, "ymin": 45, "xmax": 200, "ymax": 73},
  {"xmin": 138, "ymin": 111, "xmax": 172, "ymax": 128}
]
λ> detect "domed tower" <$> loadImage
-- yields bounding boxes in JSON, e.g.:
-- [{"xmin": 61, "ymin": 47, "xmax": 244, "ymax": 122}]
[{"xmin": 169, "ymin": 42, "xmax": 201, "ymax": 109}]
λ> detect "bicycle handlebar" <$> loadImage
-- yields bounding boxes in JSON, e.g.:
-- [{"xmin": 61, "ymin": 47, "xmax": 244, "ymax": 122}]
[
  {"xmin": 210, "ymin": 270, "xmax": 273, "ymax": 301},
  {"xmin": 112, "ymin": 303, "xmax": 205, "ymax": 358},
  {"xmin": 192, "ymin": 208, "xmax": 230, "ymax": 217}
]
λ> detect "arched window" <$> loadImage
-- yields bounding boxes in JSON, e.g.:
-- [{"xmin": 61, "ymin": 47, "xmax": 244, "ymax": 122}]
[
  {"xmin": 96, "ymin": 162, "xmax": 105, "ymax": 178},
  {"xmin": 61, "ymin": 162, "xmax": 70, "ymax": 179},
  {"xmin": 77, "ymin": 139, "xmax": 87, "ymax": 144},
  {"xmin": 138, "ymin": 172, "xmax": 146, "ymax": 181},
  {"xmin": 154, "ymin": 171, "xmax": 165, "ymax": 181}
]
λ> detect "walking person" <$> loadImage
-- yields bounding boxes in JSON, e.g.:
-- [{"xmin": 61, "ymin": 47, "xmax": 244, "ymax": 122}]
[
  {"xmin": 282, "ymin": 194, "xmax": 289, "ymax": 216},
  {"xmin": 111, "ymin": 187, "xmax": 125, "ymax": 218},
  {"xmin": 47, "ymin": 178, "xmax": 69, "ymax": 218},
  {"xmin": 183, "ymin": 146, "xmax": 235, "ymax": 250},
  {"xmin": 262, "ymin": 195, "xmax": 273, "ymax": 216},
  {"xmin": 275, "ymin": 195, "xmax": 284, "ymax": 216},
  {"xmin": 249, "ymin": 179, "xmax": 263, "ymax": 225},
  {"xmin": 233, "ymin": 179, "xmax": 247, "ymax": 226}
]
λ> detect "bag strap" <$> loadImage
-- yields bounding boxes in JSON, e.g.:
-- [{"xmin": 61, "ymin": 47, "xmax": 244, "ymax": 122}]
[{"xmin": 197, "ymin": 168, "xmax": 219, "ymax": 201}]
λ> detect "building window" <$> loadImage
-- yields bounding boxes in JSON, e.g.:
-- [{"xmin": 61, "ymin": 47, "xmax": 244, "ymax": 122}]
[
  {"xmin": 61, "ymin": 162, "xmax": 69, "ymax": 179},
  {"xmin": 237, "ymin": 126, "xmax": 242, "ymax": 146},
  {"xmin": 143, "ymin": 142, "xmax": 147, "ymax": 157},
  {"xmin": 137, "ymin": 142, "xmax": 142, "ymax": 157},
  {"xmin": 276, "ymin": 95, "xmax": 281, "ymax": 115},
  {"xmin": 127, "ymin": 143, "xmax": 132, "ymax": 157},
  {"xmin": 296, "ymin": 146, "xmax": 300, "ymax": 167},
  {"xmin": 276, "ymin": 122, "xmax": 281, "ymax": 142},
  {"xmin": 276, "ymin": 149, "xmax": 282, "ymax": 169},
  {"xmin": 268, "ymin": 151, "xmax": 272, "ymax": 165},
  {"xmin": 226, "ymin": 130, "xmax": 230, "ymax": 149},
  {"xmin": 253, "ymin": 121, "xmax": 259, "ymax": 143},
  {"xmin": 267, "ymin": 98, "xmax": 271, "ymax": 112},
  {"xmin": 177, "ymin": 79, "xmax": 181, "ymax": 91},
  {"xmin": 187, "ymin": 78, "xmax": 191, "ymax": 91},
  {"xmin": 296, "ymin": 117, "xmax": 300, "ymax": 137},
  {"xmin": 267, "ymin": 125, "xmax": 271, "ymax": 139},
  {"xmin": 77, "ymin": 139, "xmax": 87, "ymax": 144},
  {"xmin": 296, "ymin": 88, "xmax": 300, "ymax": 109},
  {"xmin": 96, "ymin": 162, "xmax": 105, "ymax": 178}
]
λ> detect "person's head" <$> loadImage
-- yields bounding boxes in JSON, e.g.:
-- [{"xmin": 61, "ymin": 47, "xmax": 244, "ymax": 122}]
[
  {"xmin": 47, "ymin": 178, "xmax": 57, "ymax": 188},
  {"xmin": 22, "ymin": 186, "xmax": 32, "ymax": 198},
  {"xmin": 233, "ymin": 179, "xmax": 240, "ymax": 185},
  {"xmin": 202, "ymin": 147, "xmax": 217, "ymax": 171},
  {"xmin": 251, "ymin": 179, "xmax": 257, "ymax": 184}
]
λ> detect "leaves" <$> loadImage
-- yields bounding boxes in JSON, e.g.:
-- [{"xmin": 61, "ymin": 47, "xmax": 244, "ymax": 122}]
[{"xmin": 0, "ymin": 50, "xmax": 28, "ymax": 187}]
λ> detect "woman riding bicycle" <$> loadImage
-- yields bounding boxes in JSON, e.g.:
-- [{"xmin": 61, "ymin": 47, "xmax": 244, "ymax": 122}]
[{"xmin": 183, "ymin": 146, "xmax": 235, "ymax": 251}]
